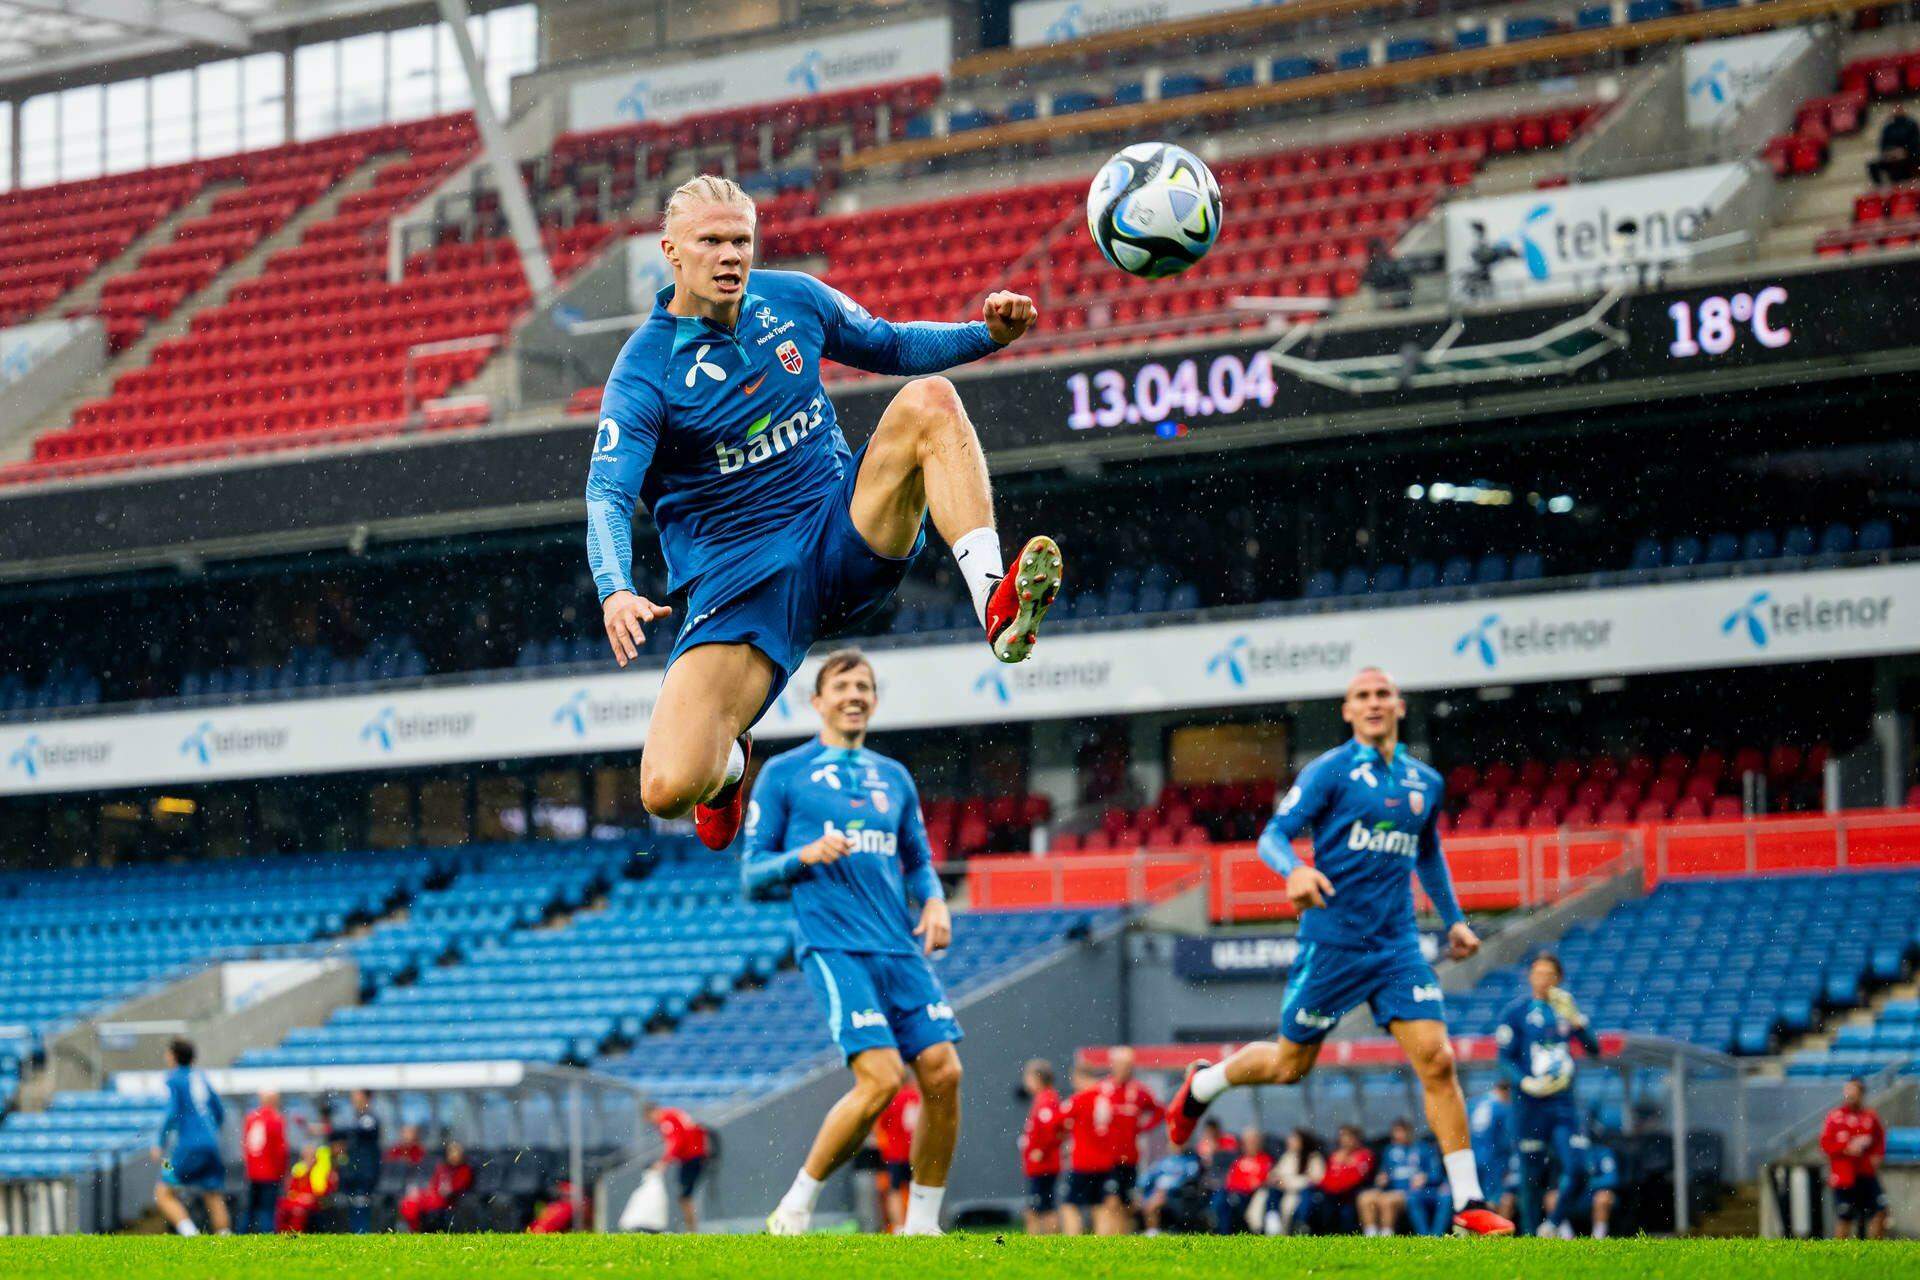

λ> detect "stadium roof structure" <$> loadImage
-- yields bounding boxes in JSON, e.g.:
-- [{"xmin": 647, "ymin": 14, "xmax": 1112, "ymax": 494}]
[{"xmin": 0, "ymin": 0, "xmax": 438, "ymax": 86}]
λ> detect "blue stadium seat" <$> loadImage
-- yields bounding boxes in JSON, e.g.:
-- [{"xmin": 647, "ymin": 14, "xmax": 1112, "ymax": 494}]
[
  {"xmin": 1439, "ymin": 557, "xmax": 1473, "ymax": 588},
  {"xmin": 1627, "ymin": 0, "xmax": 1677, "ymax": 19},
  {"xmin": 1505, "ymin": 16, "xmax": 1561, "ymax": 39},
  {"xmin": 1781, "ymin": 526, "xmax": 1815, "ymax": 558},
  {"xmin": 1373, "ymin": 563, "xmax": 1407, "ymax": 594},
  {"xmin": 1510, "ymin": 552, "xmax": 1544, "ymax": 581},
  {"xmin": 1666, "ymin": 536, "xmax": 1703, "ymax": 568},
  {"xmin": 1741, "ymin": 530, "xmax": 1778, "ymax": 561},
  {"xmin": 1406, "ymin": 561, "xmax": 1438, "ymax": 591},
  {"xmin": 1385, "ymin": 38, "xmax": 1438, "ymax": 61},
  {"xmin": 1159, "ymin": 73, "xmax": 1210, "ymax": 98},
  {"xmin": 1005, "ymin": 100, "xmax": 1038, "ymax": 123},
  {"xmin": 1110, "ymin": 83, "xmax": 1147, "ymax": 106},
  {"xmin": 1818, "ymin": 522, "xmax": 1855, "ymax": 556},
  {"xmin": 1221, "ymin": 65, "xmax": 1257, "ymax": 89},
  {"xmin": 1336, "ymin": 566, "xmax": 1370, "ymax": 596},
  {"xmin": 1704, "ymin": 532, "xmax": 1740, "ymax": 564},
  {"xmin": 1473, "ymin": 554, "xmax": 1509, "ymax": 585},
  {"xmin": 1628, "ymin": 538, "xmax": 1662, "ymax": 571},
  {"xmin": 1052, "ymin": 92, "xmax": 1101, "ymax": 115},
  {"xmin": 1270, "ymin": 57, "xmax": 1321, "ymax": 81},
  {"xmin": 1455, "ymin": 27, "xmax": 1491, "ymax": 49},
  {"xmin": 1335, "ymin": 46, "xmax": 1371, "ymax": 70},
  {"xmin": 948, "ymin": 109, "xmax": 994, "ymax": 132},
  {"xmin": 1858, "ymin": 520, "xmax": 1893, "ymax": 553},
  {"xmin": 1576, "ymin": 6, "xmax": 1614, "ymax": 29}
]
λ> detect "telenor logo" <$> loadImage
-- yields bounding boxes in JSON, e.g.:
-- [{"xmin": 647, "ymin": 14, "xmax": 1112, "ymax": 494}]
[
  {"xmin": 7, "ymin": 735, "xmax": 40, "ymax": 778},
  {"xmin": 1495, "ymin": 203, "xmax": 1554, "ymax": 280},
  {"xmin": 1205, "ymin": 634, "xmax": 1352, "ymax": 686},
  {"xmin": 179, "ymin": 720, "xmax": 287, "ymax": 765},
  {"xmin": 1687, "ymin": 57, "xmax": 1731, "ymax": 104},
  {"xmin": 1719, "ymin": 588, "xmax": 1893, "ymax": 650},
  {"xmin": 360, "ymin": 706, "xmax": 473, "ymax": 753},
  {"xmin": 1453, "ymin": 612, "xmax": 1613, "ymax": 669},
  {"xmin": 554, "ymin": 689, "xmax": 653, "ymax": 738}
]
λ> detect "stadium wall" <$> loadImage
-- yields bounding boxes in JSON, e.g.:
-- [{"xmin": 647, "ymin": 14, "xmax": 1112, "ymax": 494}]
[{"xmin": 597, "ymin": 919, "xmax": 1129, "ymax": 1228}]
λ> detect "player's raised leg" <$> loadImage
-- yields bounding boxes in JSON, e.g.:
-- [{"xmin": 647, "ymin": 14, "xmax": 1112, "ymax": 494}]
[
  {"xmin": 769, "ymin": 1047, "xmax": 907, "ymax": 1234},
  {"xmin": 848, "ymin": 370, "xmax": 1063, "ymax": 664},
  {"xmin": 636, "ymin": 641, "xmax": 776, "ymax": 845}
]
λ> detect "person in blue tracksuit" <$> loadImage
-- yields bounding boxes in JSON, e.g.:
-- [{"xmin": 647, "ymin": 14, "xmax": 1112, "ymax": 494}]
[
  {"xmin": 585, "ymin": 173, "xmax": 1061, "ymax": 855},
  {"xmin": 1362, "ymin": 1119, "xmax": 1448, "ymax": 1235},
  {"xmin": 151, "ymin": 1038, "xmax": 230, "ymax": 1235},
  {"xmin": 1497, "ymin": 952, "xmax": 1603, "ymax": 1236},
  {"xmin": 1567, "ymin": 1140, "xmax": 1621, "ymax": 1238},
  {"xmin": 1166, "ymin": 668, "xmax": 1514, "ymax": 1237},
  {"xmin": 1470, "ymin": 1078, "xmax": 1519, "ymax": 1221},
  {"xmin": 744, "ymin": 649, "xmax": 959, "ymax": 1236}
]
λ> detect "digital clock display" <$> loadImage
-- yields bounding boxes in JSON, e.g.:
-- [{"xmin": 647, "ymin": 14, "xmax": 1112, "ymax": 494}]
[{"xmin": 1065, "ymin": 352, "xmax": 1280, "ymax": 434}]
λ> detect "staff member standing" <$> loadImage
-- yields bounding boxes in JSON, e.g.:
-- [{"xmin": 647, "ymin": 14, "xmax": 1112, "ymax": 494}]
[
  {"xmin": 327, "ymin": 1089, "xmax": 382, "ymax": 1233},
  {"xmin": 241, "ymin": 1090, "xmax": 290, "ymax": 1234},
  {"xmin": 1821, "ymin": 1077, "xmax": 1889, "ymax": 1240},
  {"xmin": 647, "ymin": 1101, "xmax": 711, "ymax": 1232}
]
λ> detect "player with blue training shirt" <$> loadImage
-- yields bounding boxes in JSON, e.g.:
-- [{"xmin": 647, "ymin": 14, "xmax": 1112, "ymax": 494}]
[
  {"xmin": 151, "ymin": 1038, "xmax": 230, "ymax": 1236},
  {"xmin": 1165, "ymin": 667, "xmax": 1514, "ymax": 1237},
  {"xmin": 586, "ymin": 175, "xmax": 1063, "ymax": 854},
  {"xmin": 1470, "ymin": 1077, "xmax": 1519, "ymax": 1221},
  {"xmin": 744, "ymin": 649, "xmax": 961, "ymax": 1237},
  {"xmin": 1497, "ymin": 951, "xmax": 1603, "ymax": 1236}
]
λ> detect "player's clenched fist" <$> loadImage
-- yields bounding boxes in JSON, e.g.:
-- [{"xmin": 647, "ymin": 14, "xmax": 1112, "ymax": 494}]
[
  {"xmin": 982, "ymin": 291, "xmax": 1038, "ymax": 345},
  {"xmin": 602, "ymin": 590, "xmax": 673, "ymax": 667},
  {"xmin": 799, "ymin": 831, "xmax": 852, "ymax": 866},
  {"xmin": 1286, "ymin": 865, "xmax": 1336, "ymax": 911}
]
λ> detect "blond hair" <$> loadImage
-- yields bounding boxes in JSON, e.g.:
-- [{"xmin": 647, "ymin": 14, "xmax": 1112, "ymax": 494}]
[{"xmin": 663, "ymin": 174, "xmax": 756, "ymax": 234}]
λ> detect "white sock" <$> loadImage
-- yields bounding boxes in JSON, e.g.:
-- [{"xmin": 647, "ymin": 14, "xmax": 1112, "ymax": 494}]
[
  {"xmin": 904, "ymin": 1182, "xmax": 945, "ymax": 1232},
  {"xmin": 778, "ymin": 1169, "xmax": 822, "ymax": 1217},
  {"xmin": 1593, "ymin": 1221, "xmax": 1609, "ymax": 1239},
  {"xmin": 174, "ymin": 1220, "xmax": 199, "ymax": 1237},
  {"xmin": 1190, "ymin": 1062, "xmax": 1231, "ymax": 1105},
  {"xmin": 1443, "ymin": 1149, "xmax": 1484, "ymax": 1210},
  {"xmin": 216, "ymin": 1228, "xmax": 233, "ymax": 1236},
  {"xmin": 722, "ymin": 739, "xmax": 746, "ymax": 787},
  {"xmin": 952, "ymin": 526, "xmax": 1003, "ymax": 628}
]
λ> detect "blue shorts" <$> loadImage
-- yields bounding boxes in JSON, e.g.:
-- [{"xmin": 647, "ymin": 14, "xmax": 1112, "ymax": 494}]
[
  {"xmin": 667, "ymin": 440, "xmax": 925, "ymax": 725},
  {"xmin": 161, "ymin": 1143, "xmax": 225, "ymax": 1192},
  {"xmin": 1277, "ymin": 940, "xmax": 1446, "ymax": 1043},
  {"xmin": 1026, "ymin": 1173, "xmax": 1059, "ymax": 1212},
  {"xmin": 802, "ymin": 947, "xmax": 961, "ymax": 1063},
  {"xmin": 1513, "ymin": 1095, "xmax": 1583, "ymax": 1155}
]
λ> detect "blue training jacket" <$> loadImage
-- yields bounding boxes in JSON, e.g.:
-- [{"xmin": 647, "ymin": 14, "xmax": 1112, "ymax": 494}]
[
  {"xmin": 741, "ymin": 738, "xmax": 943, "ymax": 956},
  {"xmin": 1255, "ymin": 739, "xmax": 1464, "ymax": 952},
  {"xmin": 584, "ymin": 270, "xmax": 1000, "ymax": 606}
]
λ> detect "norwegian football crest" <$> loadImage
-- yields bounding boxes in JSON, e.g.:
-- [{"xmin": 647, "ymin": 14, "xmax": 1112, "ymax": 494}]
[
  {"xmin": 872, "ymin": 790, "xmax": 890, "ymax": 814},
  {"xmin": 1409, "ymin": 791, "xmax": 1425, "ymax": 816},
  {"xmin": 776, "ymin": 340, "xmax": 804, "ymax": 374}
]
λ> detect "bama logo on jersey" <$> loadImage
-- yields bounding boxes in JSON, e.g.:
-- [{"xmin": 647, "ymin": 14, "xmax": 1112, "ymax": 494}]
[
  {"xmin": 823, "ymin": 819, "xmax": 898, "ymax": 857},
  {"xmin": 1345, "ymin": 819, "xmax": 1419, "ymax": 857},
  {"xmin": 713, "ymin": 395, "xmax": 826, "ymax": 475}
]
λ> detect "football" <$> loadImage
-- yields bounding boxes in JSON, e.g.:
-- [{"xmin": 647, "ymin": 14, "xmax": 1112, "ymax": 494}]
[{"xmin": 1086, "ymin": 142, "xmax": 1223, "ymax": 278}]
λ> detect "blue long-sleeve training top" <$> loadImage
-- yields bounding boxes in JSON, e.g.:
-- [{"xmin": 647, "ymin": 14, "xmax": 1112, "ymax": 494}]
[
  {"xmin": 741, "ymin": 738, "xmax": 943, "ymax": 955},
  {"xmin": 1253, "ymin": 738, "xmax": 1465, "ymax": 952},
  {"xmin": 584, "ymin": 269, "xmax": 1001, "ymax": 606}
]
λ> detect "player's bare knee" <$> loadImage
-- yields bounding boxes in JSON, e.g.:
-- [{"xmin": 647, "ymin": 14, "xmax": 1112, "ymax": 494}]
[
  {"xmin": 919, "ymin": 1052, "xmax": 963, "ymax": 1098},
  {"xmin": 1413, "ymin": 1040, "xmax": 1458, "ymax": 1086},
  {"xmin": 640, "ymin": 763, "xmax": 704, "ymax": 819}
]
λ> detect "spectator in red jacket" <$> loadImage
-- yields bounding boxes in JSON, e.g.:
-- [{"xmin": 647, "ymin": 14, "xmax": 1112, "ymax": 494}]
[
  {"xmin": 527, "ymin": 1180, "xmax": 590, "ymax": 1234},
  {"xmin": 1214, "ymin": 1128, "xmax": 1274, "ymax": 1234},
  {"xmin": 274, "ymin": 1144, "xmax": 336, "ymax": 1234},
  {"xmin": 241, "ymin": 1090, "xmax": 290, "ymax": 1235},
  {"xmin": 872, "ymin": 1079, "xmax": 921, "ymax": 1232},
  {"xmin": 385, "ymin": 1124, "xmax": 428, "ymax": 1171},
  {"xmin": 646, "ymin": 1102, "xmax": 710, "ymax": 1232},
  {"xmin": 1097, "ymin": 1047, "xmax": 1165, "ymax": 1235},
  {"xmin": 1821, "ymin": 1077, "xmax": 1888, "ymax": 1239},
  {"xmin": 398, "ymin": 1140, "xmax": 474, "ymax": 1233},
  {"xmin": 1018, "ymin": 1059, "xmax": 1066, "ymax": 1236},
  {"xmin": 1320, "ymin": 1125, "xmax": 1377, "ymax": 1234},
  {"xmin": 1060, "ymin": 1062, "xmax": 1116, "ymax": 1237}
]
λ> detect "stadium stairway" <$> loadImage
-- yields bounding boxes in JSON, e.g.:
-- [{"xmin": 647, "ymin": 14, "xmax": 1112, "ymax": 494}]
[
  {"xmin": 5, "ymin": 144, "xmax": 408, "ymax": 467},
  {"xmin": 1761, "ymin": 98, "xmax": 1907, "ymax": 262}
]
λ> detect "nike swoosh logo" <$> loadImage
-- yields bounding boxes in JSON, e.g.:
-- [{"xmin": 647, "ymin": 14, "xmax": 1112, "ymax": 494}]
[{"xmin": 740, "ymin": 374, "xmax": 767, "ymax": 395}]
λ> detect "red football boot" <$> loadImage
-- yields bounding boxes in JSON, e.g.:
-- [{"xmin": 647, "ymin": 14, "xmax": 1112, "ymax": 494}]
[
  {"xmin": 1452, "ymin": 1201, "xmax": 1517, "ymax": 1237},
  {"xmin": 985, "ymin": 535, "xmax": 1064, "ymax": 664},
  {"xmin": 694, "ymin": 733, "xmax": 753, "ymax": 851},
  {"xmin": 1164, "ymin": 1060, "xmax": 1212, "ymax": 1147}
]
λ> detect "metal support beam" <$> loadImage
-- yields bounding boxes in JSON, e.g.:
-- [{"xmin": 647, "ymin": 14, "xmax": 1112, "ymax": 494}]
[
  {"xmin": 433, "ymin": 0, "xmax": 555, "ymax": 305},
  {"xmin": 3, "ymin": 0, "xmax": 250, "ymax": 49}
]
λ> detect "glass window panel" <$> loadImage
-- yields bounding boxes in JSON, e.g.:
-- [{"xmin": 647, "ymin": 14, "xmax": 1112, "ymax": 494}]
[
  {"xmin": 105, "ymin": 79, "xmax": 148, "ymax": 175},
  {"xmin": 59, "ymin": 85, "xmax": 103, "ymax": 182},
  {"xmin": 0, "ymin": 102, "xmax": 13, "ymax": 193},
  {"xmin": 294, "ymin": 40, "xmax": 339, "ymax": 141},
  {"xmin": 243, "ymin": 51, "xmax": 285, "ymax": 150},
  {"xmin": 485, "ymin": 3, "xmax": 539, "ymax": 117},
  {"xmin": 150, "ymin": 70, "xmax": 193, "ymax": 166},
  {"xmin": 338, "ymin": 32, "xmax": 387, "ymax": 129},
  {"xmin": 196, "ymin": 59, "xmax": 240, "ymax": 157},
  {"xmin": 388, "ymin": 24, "xmax": 436, "ymax": 123},
  {"xmin": 20, "ymin": 94, "xmax": 56, "ymax": 188}
]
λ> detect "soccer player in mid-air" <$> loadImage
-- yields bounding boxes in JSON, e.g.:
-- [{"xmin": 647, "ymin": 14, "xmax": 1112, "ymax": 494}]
[
  {"xmin": 744, "ymin": 649, "xmax": 961, "ymax": 1236},
  {"xmin": 1163, "ymin": 666, "xmax": 1514, "ymax": 1236},
  {"xmin": 586, "ymin": 175, "xmax": 1062, "ymax": 851},
  {"xmin": 151, "ymin": 1038, "xmax": 230, "ymax": 1236},
  {"xmin": 1497, "ymin": 952, "xmax": 1601, "ymax": 1237}
]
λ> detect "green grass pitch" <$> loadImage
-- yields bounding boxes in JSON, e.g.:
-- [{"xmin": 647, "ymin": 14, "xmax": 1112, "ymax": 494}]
[{"xmin": 0, "ymin": 1234, "xmax": 1914, "ymax": 1279}]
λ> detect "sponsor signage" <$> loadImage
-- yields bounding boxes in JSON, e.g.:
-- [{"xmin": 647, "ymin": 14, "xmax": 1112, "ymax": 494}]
[
  {"xmin": 0, "ymin": 317, "xmax": 87, "ymax": 388},
  {"xmin": 1010, "ymin": 0, "xmax": 1264, "ymax": 48},
  {"xmin": 0, "ymin": 564, "xmax": 1913, "ymax": 797},
  {"xmin": 1443, "ymin": 163, "xmax": 1750, "ymax": 302},
  {"xmin": 1683, "ymin": 28, "xmax": 1809, "ymax": 129},
  {"xmin": 569, "ymin": 19, "xmax": 951, "ymax": 130},
  {"xmin": 1174, "ymin": 932, "xmax": 1441, "ymax": 980}
]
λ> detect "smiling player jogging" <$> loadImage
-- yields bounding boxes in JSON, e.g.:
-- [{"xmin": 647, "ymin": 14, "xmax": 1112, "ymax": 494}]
[
  {"xmin": 1164, "ymin": 667, "xmax": 1514, "ymax": 1237},
  {"xmin": 745, "ymin": 649, "xmax": 963, "ymax": 1236},
  {"xmin": 586, "ymin": 175, "xmax": 1064, "ymax": 850}
]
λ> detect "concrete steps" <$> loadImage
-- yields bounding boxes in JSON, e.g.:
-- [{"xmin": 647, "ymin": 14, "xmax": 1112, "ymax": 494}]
[
  {"xmin": 1762, "ymin": 976, "xmax": 1919, "ymax": 1077},
  {"xmin": 1758, "ymin": 104, "xmax": 1900, "ymax": 264},
  {"xmin": 40, "ymin": 182, "xmax": 231, "ymax": 323},
  {"xmin": 1, "ymin": 149, "xmax": 406, "ymax": 466}
]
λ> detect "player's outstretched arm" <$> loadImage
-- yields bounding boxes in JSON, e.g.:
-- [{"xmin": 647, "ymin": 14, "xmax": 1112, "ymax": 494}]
[
  {"xmin": 1413, "ymin": 796, "xmax": 1475, "ymax": 958},
  {"xmin": 810, "ymin": 277, "xmax": 1033, "ymax": 376},
  {"xmin": 585, "ymin": 339, "xmax": 668, "ymax": 665},
  {"xmin": 899, "ymin": 777, "xmax": 950, "ymax": 954}
]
